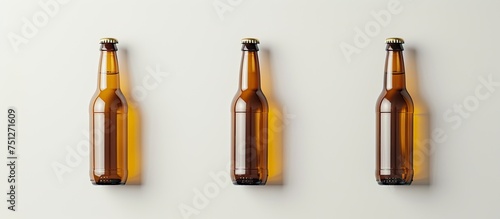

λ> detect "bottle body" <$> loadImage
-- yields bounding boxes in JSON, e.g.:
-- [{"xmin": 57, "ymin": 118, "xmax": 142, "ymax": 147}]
[
  {"xmin": 232, "ymin": 91, "xmax": 268, "ymax": 185},
  {"xmin": 231, "ymin": 38, "xmax": 268, "ymax": 185},
  {"xmin": 376, "ymin": 38, "xmax": 414, "ymax": 185},
  {"xmin": 90, "ymin": 38, "xmax": 128, "ymax": 185},
  {"xmin": 376, "ymin": 89, "xmax": 413, "ymax": 185}
]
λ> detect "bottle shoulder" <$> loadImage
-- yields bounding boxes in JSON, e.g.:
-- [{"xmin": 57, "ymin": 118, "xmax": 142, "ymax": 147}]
[
  {"xmin": 232, "ymin": 90, "xmax": 268, "ymax": 112},
  {"xmin": 90, "ymin": 89, "xmax": 128, "ymax": 113},
  {"xmin": 376, "ymin": 89, "xmax": 413, "ymax": 113}
]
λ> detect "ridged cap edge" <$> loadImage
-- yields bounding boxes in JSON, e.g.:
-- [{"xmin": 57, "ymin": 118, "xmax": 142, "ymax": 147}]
[
  {"xmin": 241, "ymin": 38, "xmax": 259, "ymax": 44},
  {"xmin": 100, "ymin": 38, "xmax": 119, "ymax": 44},
  {"xmin": 385, "ymin": 37, "xmax": 404, "ymax": 44}
]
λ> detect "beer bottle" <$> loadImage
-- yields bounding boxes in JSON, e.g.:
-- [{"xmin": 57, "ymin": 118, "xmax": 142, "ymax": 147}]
[
  {"xmin": 231, "ymin": 38, "xmax": 268, "ymax": 185},
  {"xmin": 90, "ymin": 38, "xmax": 128, "ymax": 185},
  {"xmin": 376, "ymin": 38, "xmax": 414, "ymax": 185}
]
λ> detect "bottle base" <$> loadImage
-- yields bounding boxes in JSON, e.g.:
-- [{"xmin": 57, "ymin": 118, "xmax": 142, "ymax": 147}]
[
  {"xmin": 91, "ymin": 175, "xmax": 126, "ymax": 185},
  {"xmin": 377, "ymin": 178, "xmax": 412, "ymax": 185},
  {"xmin": 376, "ymin": 169, "xmax": 413, "ymax": 185},
  {"xmin": 232, "ymin": 169, "xmax": 267, "ymax": 185},
  {"xmin": 233, "ymin": 178, "xmax": 265, "ymax": 185}
]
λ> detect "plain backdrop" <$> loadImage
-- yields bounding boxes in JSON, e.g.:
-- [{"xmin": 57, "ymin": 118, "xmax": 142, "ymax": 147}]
[{"xmin": 1, "ymin": 0, "xmax": 500, "ymax": 218}]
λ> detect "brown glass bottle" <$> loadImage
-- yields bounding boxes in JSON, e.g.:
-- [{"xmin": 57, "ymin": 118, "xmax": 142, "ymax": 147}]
[
  {"xmin": 231, "ymin": 38, "xmax": 268, "ymax": 185},
  {"xmin": 89, "ymin": 38, "xmax": 128, "ymax": 185},
  {"xmin": 376, "ymin": 38, "xmax": 414, "ymax": 185}
]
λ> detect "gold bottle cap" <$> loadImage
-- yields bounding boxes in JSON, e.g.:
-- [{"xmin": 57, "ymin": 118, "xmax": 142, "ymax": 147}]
[
  {"xmin": 100, "ymin": 38, "xmax": 119, "ymax": 44},
  {"xmin": 385, "ymin": 37, "xmax": 404, "ymax": 44},
  {"xmin": 241, "ymin": 38, "xmax": 259, "ymax": 44}
]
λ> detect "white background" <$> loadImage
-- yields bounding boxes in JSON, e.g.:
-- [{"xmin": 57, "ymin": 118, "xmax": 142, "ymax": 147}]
[{"xmin": 1, "ymin": 0, "xmax": 500, "ymax": 218}]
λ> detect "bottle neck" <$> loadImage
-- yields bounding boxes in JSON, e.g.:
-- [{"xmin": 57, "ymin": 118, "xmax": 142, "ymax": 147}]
[
  {"xmin": 384, "ymin": 47, "xmax": 406, "ymax": 90},
  {"xmin": 239, "ymin": 46, "xmax": 261, "ymax": 91},
  {"xmin": 98, "ymin": 50, "xmax": 120, "ymax": 90}
]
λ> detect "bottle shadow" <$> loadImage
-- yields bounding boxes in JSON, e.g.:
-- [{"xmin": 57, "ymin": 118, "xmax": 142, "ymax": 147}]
[
  {"xmin": 260, "ymin": 48, "xmax": 285, "ymax": 186},
  {"xmin": 119, "ymin": 48, "xmax": 143, "ymax": 186},
  {"xmin": 406, "ymin": 47, "xmax": 431, "ymax": 186}
]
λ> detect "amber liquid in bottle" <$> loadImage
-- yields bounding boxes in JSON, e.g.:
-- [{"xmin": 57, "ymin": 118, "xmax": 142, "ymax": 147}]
[
  {"xmin": 231, "ymin": 38, "xmax": 268, "ymax": 185},
  {"xmin": 376, "ymin": 38, "xmax": 414, "ymax": 185},
  {"xmin": 89, "ymin": 38, "xmax": 128, "ymax": 185}
]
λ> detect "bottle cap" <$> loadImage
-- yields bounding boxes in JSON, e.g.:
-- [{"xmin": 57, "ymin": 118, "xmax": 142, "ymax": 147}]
[
  {"xmin": 385, "ymin": 37, "xmax": 404, "ymax": 44},
  {"xmin": 100, "ymin": 38, "xmax": 119, "ymax": 44},
  {"xmin": 241, "ymin": 38, "xmax": 260, "ymax": 44}
]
